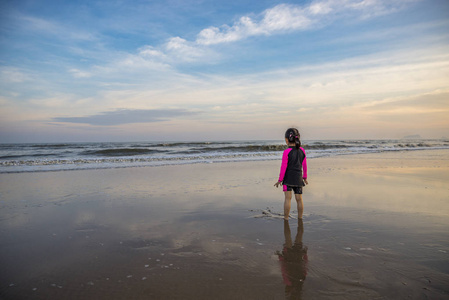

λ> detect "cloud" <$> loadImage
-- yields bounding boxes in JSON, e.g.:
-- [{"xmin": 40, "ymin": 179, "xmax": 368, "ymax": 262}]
[
  {"xmin": 362, "ymin": 90, "xmax": 449, "ymax": 114},
  {"xmin": 69, "ymin": 69, "xmax": 92, "ymax": 78},
  {"xmin": 119, "ymin": 0, "xmax": 416, "ymax": 66},
  {"xmin": 17, "ymin": 15, "xmax": 62, "ymax": 36},
  {"xmin": 15, "ymin": 14, "xmax": 99, "ymax": 42},
  {"xmin": 52, "ymin": 108, "xmax": 199, "ymax": 126},
  {"xmin": 0, "ymin": 67, "xmax": 32, "ymax": 83},
  {"xmin": 164, "ymin": 37, "xmax": 208, "ymax": 62},
  {"xmin": 196, "ymin": 4, "xmax": 312, "ymax": 45},
  {"xmin": 138, "ymin": 46, "xmax": 167, "ymax": 60},
  {"xmin": 195, "ymin": 0, "xmax": 416, "ymax": 45}
]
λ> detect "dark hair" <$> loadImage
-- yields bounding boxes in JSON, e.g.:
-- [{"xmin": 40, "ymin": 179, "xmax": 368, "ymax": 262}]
[{"xmin": 285, "ymin": 128, "xmax": 301, "ymax": 149}]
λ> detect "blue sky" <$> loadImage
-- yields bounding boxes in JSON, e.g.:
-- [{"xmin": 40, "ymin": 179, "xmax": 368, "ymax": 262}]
[{"xmin": 1, "ymin": 0, "xmax": 448, "ymax": 142}]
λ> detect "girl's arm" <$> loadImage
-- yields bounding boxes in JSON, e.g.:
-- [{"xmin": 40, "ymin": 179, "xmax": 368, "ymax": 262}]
[
  {"xmin": 275, "ymin": 148, "xmax": 291, "ymax": 187},
  {"xmin": 278, "ymin": 148, "xmax": 291, "ymax": 182},
  {"xmin": 301, "ymin": 147, "xmax": 308, "ymax": 183}
]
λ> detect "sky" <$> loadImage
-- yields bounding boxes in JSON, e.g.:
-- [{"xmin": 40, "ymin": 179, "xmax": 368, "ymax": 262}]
[{"xmin": 0, "ymin": 0, "xmax": 448, "ymax": 142}]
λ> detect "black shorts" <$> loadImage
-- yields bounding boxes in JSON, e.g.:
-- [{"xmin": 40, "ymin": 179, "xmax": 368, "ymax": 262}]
[{"xmin": 283, "ymin": 185, "xmax": 303, "ymax": 194}]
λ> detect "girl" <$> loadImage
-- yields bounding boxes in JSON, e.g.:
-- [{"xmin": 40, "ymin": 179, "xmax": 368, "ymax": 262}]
[{"xmin": 274, "ymin": 128, "xmax": 308, "ymax": 220}]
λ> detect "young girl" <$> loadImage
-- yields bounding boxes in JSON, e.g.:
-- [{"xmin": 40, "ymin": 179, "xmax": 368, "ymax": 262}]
[{"xmin": 274, "ymin": 128, "xmax": 308, "ymax": 220}]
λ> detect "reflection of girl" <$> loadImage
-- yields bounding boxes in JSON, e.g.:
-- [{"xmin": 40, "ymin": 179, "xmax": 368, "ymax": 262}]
[
  {"xmin": 274, "ymin": 128, "xmax": 308, "ymax": 220},
  {"xmin": 277, "ymin": 219, "xmax": 308, "ymax": 299}
]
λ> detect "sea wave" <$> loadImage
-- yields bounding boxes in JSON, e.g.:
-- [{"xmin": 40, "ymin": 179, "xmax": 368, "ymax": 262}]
[
  {"xmin": 0, "ymin": 153, "xmax": 63, "ymax": 160},
  {"xmin": 29, "ymin": 144, "xmax": 88, "ymax": 149},
  {"xmin": 0, "ymin": 152, "xmax": 280, "ymax": 173},
  {"xmin": 1, "ymin": 139, "xmax": 448, "ymax": 173},
  {"xmin": 184, "ymin": 144, "xmax": 287, "ymax": 153},
  {"xmin": 81, "ymin": 148, "xmax": 168, "ymax": 157}
]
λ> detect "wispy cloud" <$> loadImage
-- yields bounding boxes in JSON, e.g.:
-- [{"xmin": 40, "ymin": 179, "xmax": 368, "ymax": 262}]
[
  {"xmin": 165, "ymin": 37, "xmax": 207, "ymax": 62},
  {"xmin": 195, "ymin": 0, "xmax": 416, "ymax": 46},
  {"xmin": 15, "ymin": 14, "xmax": 99, "ymax": 42},
  {"xmin": 3, "ymin": 0, "xmax": 418, "ymax": 84},
  {"xmin": 124, "ymin": 0, "xmax": 417, "ymax": 66},
  {"xmin": 52, "ymin": 108, "xmax": 200, "ymax": 126},
  {"xmin": 69, "ymin": 69, "xmax": 92, "ymax": 78},
  {"xmin": 196, "ymin": 4, "xmax": 313, "ymax": 45},
  {"xmin": 361, "ymin": 90, "xmax": 449, "ymax": 114},
  {"xmin": 0, "ymin": 67, "xmax": 32, "ymax": 83}
]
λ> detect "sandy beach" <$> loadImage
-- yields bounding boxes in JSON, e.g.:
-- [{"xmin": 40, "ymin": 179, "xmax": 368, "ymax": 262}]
[{"xmin": 1, "ymin": 149, "xmax": 448, "ymax": 299}]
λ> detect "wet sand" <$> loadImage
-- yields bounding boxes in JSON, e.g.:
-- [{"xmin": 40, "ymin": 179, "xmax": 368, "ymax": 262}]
[{"xmin": 1, "ymin": 150, "xmax": 448, "ymax": 299}]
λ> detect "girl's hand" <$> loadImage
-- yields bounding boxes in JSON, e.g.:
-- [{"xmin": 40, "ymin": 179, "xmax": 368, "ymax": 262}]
[
  {"xmin": 274, "ymin": 181, "xmax": 282, "ymax": 188},
  {"xmin": 303, "ymin": 179, "xmax": 308, "ymax": 185}
]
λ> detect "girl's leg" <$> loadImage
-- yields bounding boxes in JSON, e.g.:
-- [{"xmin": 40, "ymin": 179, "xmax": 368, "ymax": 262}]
[
  {"xmin": 295, "ymin": 194, "xmax": 304, "ymax": 219},
  {"xmin": 284, "ymin": 191, "xmax": 292, "ymax": 220}
]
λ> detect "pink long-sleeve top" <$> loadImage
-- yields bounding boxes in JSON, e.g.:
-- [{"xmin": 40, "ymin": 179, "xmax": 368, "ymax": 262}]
[{"xmin": 278, "ymin": 147, "xmax": 307, "ymax": 183}]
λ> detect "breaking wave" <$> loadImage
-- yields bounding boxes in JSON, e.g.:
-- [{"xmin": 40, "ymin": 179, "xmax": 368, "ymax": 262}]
[{"xmin": 1, "ymin": 139, "xmax": 448, "ymax": 173}]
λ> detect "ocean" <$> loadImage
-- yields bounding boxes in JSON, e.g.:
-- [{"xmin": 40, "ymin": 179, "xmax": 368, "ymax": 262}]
[{"xmin": 1, "ymin": 139, "xmax": 448, "ymax": 173}]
